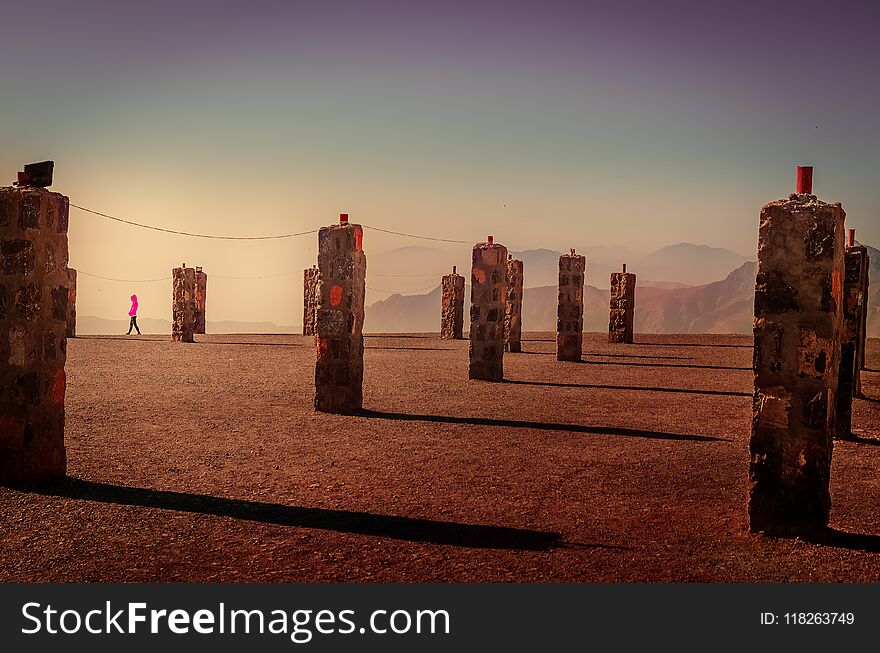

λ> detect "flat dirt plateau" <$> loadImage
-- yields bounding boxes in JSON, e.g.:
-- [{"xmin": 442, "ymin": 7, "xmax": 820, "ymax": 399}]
[{"xmin": 2, "ymin": 332, "xmax": 880, "ymax": 582}]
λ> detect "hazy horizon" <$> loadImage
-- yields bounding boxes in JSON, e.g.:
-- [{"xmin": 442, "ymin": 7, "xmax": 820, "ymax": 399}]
[{"xmin": 3, "ymin": 0, "xmax": 878, "ymax": 324}]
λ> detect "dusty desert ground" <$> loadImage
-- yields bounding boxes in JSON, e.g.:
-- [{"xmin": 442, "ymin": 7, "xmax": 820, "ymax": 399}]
[{"xmin": 2, "ymin": 331, "xmax": 879, "ymax": 582}]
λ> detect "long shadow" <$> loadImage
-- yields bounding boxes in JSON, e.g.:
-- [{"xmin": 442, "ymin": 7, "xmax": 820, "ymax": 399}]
[
  {"xmin": 806, "ymin": 529, "xmax": 880, "ymax": 553},
  {"xmin": 354, "ymin": 409, "xmax": 724, "ymax": 442},
  {"xmin": 837, "ymin": 434, "xmax": 880, "ymax": 446},
  {"xmin": 633, "ymin": 341, "xmax": 751, "ymax": 349},
  {"xmin": 575, "ymin": 359, "xmax": 752, "ymax": 371},
  {"xmin": 196, "ymin": 341, "xmax": 302, "ymax": 348},
  {"xmin": 504, "ymin": 379, "xmax": 750, "ymax": 398},
  {"xmin": 366, "ymin": 346, "xmax": 454, "ymax": 352},
  {"xmin": 365, "ymin": 334, "xmax": 433, "ymax": 340},
  {"xmin": 858, "ymin": 395, "xmax": 880, "ymax": 404},
  {"xmin": 583, "ymin": 352, "xmax": 696, "ymax": 361},
  {"xmin": 29, "ymin": 478, "xmax": 562, "ymax": 552}
]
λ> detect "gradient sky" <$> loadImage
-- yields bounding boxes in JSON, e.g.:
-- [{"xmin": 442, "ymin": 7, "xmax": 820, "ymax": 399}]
[{"xmin": 2, "ymin": 0, "xmax": 878, "ymax": 325}]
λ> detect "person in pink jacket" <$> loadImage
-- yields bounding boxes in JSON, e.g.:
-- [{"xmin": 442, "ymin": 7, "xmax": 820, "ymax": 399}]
[{"xmin": 127, "ymin": 294, "xmax": 141, "ymax": 335}]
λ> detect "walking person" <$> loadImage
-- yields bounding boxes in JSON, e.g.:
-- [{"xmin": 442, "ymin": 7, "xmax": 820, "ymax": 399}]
[{"xmin": 127, "ymin": 294, "xmax": 141, "ymax": 335}]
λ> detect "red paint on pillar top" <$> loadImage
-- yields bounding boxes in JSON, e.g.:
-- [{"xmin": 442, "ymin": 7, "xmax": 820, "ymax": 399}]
[
  {"xmin": 340, "ymin": 213, "xmax": 349, "ymax": 224},
  {"xmin": 847, "ymin": 229, "xmax": 856, "ymax": 248},
  {"xmin": 487, "ymin": 235, "xmax": 494, "ymax": 244},
  {"xmin": 796, "ymin": 165, "xmax": 813, "ymax": 194}
]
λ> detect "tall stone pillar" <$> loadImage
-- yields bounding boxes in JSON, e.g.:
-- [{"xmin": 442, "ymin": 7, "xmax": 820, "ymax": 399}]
[
  {"xmin": 834, "ymin": 229, "xmax": 868, "ymax": 439},
  {"xmin": 194, "ymin": 266, "xmax": 207, "ymax": 334},
  {"xmin": 303, "ymin": 265, "xmax": 318, "ymax": 336},
  {"xmin": 314, "ymin": 214, "xmax": 366, "ymax": 413},
  {"xmin": 440, "ymin": 265, "xmax": 464, "ymax": 340},
  {"xmin": 1, "ymin": 185, "xmax": 69, "ymax": 484},
  {"xmin": 856, "ymin": 250, "xmax": 870, "ymax": 383},
  {"xmin": 749, "ymin": 170, "xmax": 845, "ymax": 536},
  {"xmin": 469, "ymin": 236, "xmax": 507, "ymax": 381},
  {"xmin": 504, "ymin": 256, "xmax": 523, "ymax": 352},
  {"xmin": 172, "ymin": 264, "xmax": 196, "ymax": 343},
  {"xmin": 66, "ymin": 267, "xmax": 77, "ymax": 338},
  {"xmin": 557, "ymin": 249, "xmax": 586, "ymax": 361},
  {"xmin": 608, "ymin": 263, "xmax": 636, "ymax": 344}
]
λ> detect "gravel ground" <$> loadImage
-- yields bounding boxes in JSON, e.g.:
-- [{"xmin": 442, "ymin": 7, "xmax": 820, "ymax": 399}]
[{"xmin": 1, "ymin": 332, "xmax": 878, "ymax": 582}]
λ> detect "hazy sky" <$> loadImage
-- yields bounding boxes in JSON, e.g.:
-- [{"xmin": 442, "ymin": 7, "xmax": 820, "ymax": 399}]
[{"xmin": 2, "ymin": 0, "xmax": 878, "ymax": 325}]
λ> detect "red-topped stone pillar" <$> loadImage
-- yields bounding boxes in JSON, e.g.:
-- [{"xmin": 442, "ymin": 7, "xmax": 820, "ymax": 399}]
[
  {"xmin": 749, "ymin": 172, "xmax": 845, "ymax": 536},
  {"xmin": 557, "ymin": 249, "xmax": 586, "ymax": 361},
  {"xmin": 469, "ymin": 236, "xmax": 507, "ymax": 381},
  {"xmin": 1, "ymin": 183, "xmax": 69, "ymax": 484},
  {"xmin": 314, "ymin": 213, "xmax": 366, "ymax": 413}
]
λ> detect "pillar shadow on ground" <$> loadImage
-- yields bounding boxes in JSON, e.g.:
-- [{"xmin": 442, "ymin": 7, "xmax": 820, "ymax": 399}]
[
  {"xmin": 76, "ymin": 335, "xmax": 168, "ymax": 342},
  {"xmin": 503, "ymin": 379, "xmax": 750, "ymax": 398},
  {"xmin": 365, "ymin": 346, "xmax": 455, "ymax": 351},
  {"xmin": 573, "ymin": 360, "xmax": 752, "ymax": 371},
  {"xmin": 354, "ymin": 410, "xmax": 725, "ymax": 442},
  {"xmin": 512, "ymin": 350, "xmax": 696, "ymax": 361},
  {"xmin": 805, "ymin": 529, "xmax": 880, "ymax": 553},
  {"xmin": 837, "ymin": 434, "xmax": 880, "ymax": 446},
  {"xmin": 30, "ymin": 478, "xmax": 561, "ymax": 552},
  {"xmin": 632, "ymin": 341, "xmax": 751, "ymax": 349}
]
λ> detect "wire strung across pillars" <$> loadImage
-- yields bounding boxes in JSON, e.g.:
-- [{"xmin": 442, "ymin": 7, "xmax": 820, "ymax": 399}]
[{"xmin": 70, "ymin": 203, "xmax": 472, "ymax": 244}]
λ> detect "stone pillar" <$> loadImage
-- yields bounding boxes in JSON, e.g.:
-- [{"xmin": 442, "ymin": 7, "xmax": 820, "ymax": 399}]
[
  {"xmin": 314, "ymin": 214, "xmax": 366, "ymax": 413},
  {"xmin": 469, "ymin": 236, "xmax": 507, "ymax": 381},
  {"xmin": 303, "ymin": 265, "xmax": 318, "ymax": 336},
  {"xmin": 857, "ymin": 250, "xmax": 870, "ymax": 383},
  {"xmin": 748, "ymin": 185, "xmax": 845, "ymax": 536},
  {"xmin": 172, "ymin": 264, "xmax": 196, "ymax": 343},
  {"xmin": 608, "ymin": 263, "xmax": 636, "ymax": 344},
  {"xmin": 834, "ymin": 230, "xmax": 868, "ymax": 439},
  {"xmin": 0, "ymin": 185, "xmax": 69, "ymax": 484},
  {"xmin": 557, "ymin": 249, "xmax": 586, "ymax": 361},
  {"xmin": 194, "ymin": 266, "xmax": 207, "ymax": 334},
  {"xmin": 440, "ymin": 265, "xmax": 464, "ymax": 340},
  {"xmin": 66, "ymin": 267, "xmax": 76, "ymax": 338},
  {"xmin": 504, "ymin": 256, "xmax": 523, "ymax": 352}
]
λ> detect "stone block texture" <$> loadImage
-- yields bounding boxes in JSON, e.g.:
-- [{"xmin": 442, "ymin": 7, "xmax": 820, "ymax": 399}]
[
  {"xmin": 469, "ymin": 240, "xmax": 508, "ymax": 381},
  {"xmin": 194, "ymin": 267, "xmax": 207, "ymax": 334},
  {"xmin": 303, "ymin": 266, "xmax": 318, "ymax": 336},
  {"xmin": 749, "ymin": 194, "xmax": 846, "ymax": 536},
  {"xmin": 0, "ymin": 186, "xmax": 69, "ymax": 484},
  {"xmin": 504, "ymin": 258, "xmax": 523, "ymax": 352},
  {"xmin": 440, "ymin": 268, "xmax": 464, "ymax": 340},
  {"xmin": 314, "ymin": 223, "xmax": 366, "ymax": 413},
  {"xmin": 608, "ymin": 271, "xmax": 636, "ymax": 343},
  {"xmin": 66, "ymin": 267, "xmax": 76, "ymax": 339},
  {"xmin": 557, "ymin": 251, "xmax": 586, "ymax": 361},
  {"xmin": 833, "ymin": 245, "xmax": 868, "ymax": 437},
  {"xmin": 172, "ymin": 266, "xmax": 196, "ymax": 343},
  {"xmin": 856, "ymin": 251, "xmax": 870, "ymax": 382}
]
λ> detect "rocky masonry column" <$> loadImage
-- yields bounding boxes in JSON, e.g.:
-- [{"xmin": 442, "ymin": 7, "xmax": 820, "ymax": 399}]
[
  {"xmin": 172, "ymin": 263, "xmax": 196, "ymax": 343},
  {"xmin": 0, "ymin": 184, "xmax": 69, "ymax": 484},
  {"xmin": 66, "ymin": 267, "xmax": 76, "ymax": 338},
  {"xmin": 834, "ymin": 229, "xmax": 868, "ymax": 438},
  {"xmin": 469, "ymin": 236, "xmax": 507, "ymax": 381},
  {"xmin": 504, "ymin": 256, "xmax": 523, "ymax": 352},
  {"xmin": 194, "ymin": 266, "xmax": 207, "ymax": 334},
  {"xmin": 608, "ymin": 263, "xmax": 636, "ymax": 344},
  {"xmin": 440, "ymin": 265, "xmax": 464, "ymax": 340},
  {"xmin": 856, "ymin": 243, "xmax": 870, "ymax": 389},
  {"xmin": 557, "ymin": 249, "xmax": 586, "ymax": 361},
  {"xmin": 314, "ymin": 213, "xmax": 366, "ymax": 413},
  {"xmin": 749, "ymin": 169, "xmax": 846, "ymax": 535},
  {"xmin": 303, "ymin": 265, "xmax": 318, "ymax": 336}
]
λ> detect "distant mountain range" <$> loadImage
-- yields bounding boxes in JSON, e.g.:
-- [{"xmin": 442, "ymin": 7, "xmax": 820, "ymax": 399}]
[
  {"xmin": 365, "ymin": 245, "xmax": 880, "ymax": 337},
  {"xmin": 76, "ymin": 243, "xmax": 879, "ymax": 338}
]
